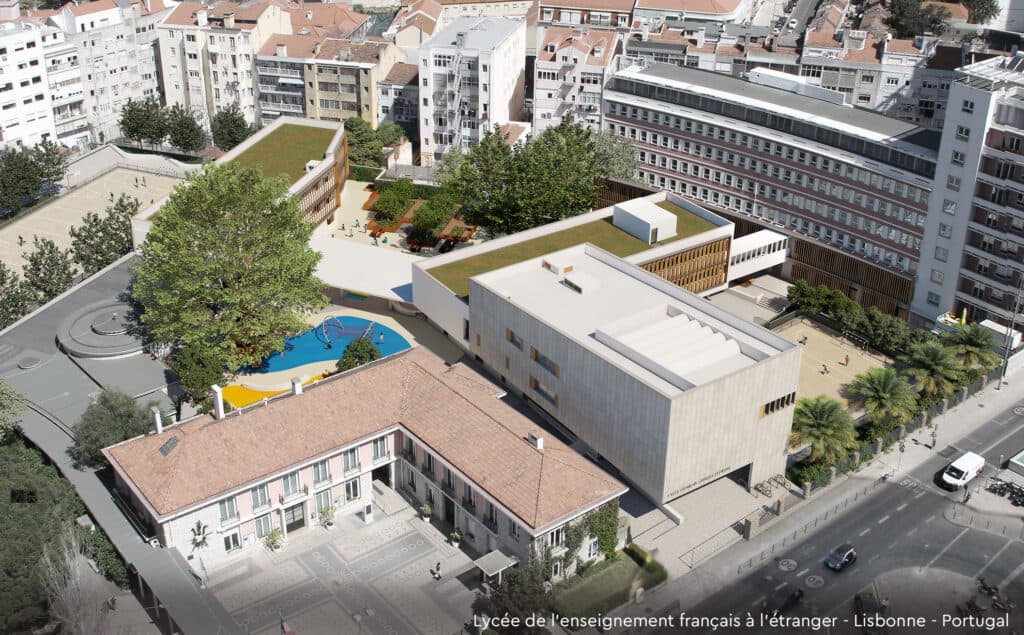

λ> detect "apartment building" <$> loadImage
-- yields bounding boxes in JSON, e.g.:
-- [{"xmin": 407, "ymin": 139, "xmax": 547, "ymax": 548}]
[
  {"xmin": 536, "ymin": 0, "xmax": 634, "ymax": 30},
  {"xmin": 532, "ymin": 26, "xmax": 617, "ymax": 133},
  {"xmin": 256, "ymin": 34, "xmax": 404, "ymax": 127},
  {"xmin": 40, "ymin": 19, "xmax": 89, "ymax": 149},
  {"xmin": 103, "ymin": 346, "xmax": 626, "ymax": 572},
  {"xmin": 418, "ymin": 16, "xmax": 527, "ymax": 165},
  {"xmin": 0, "ymin": 23, "xmax": 57, "ymax": 149},
  {"xmin": 384, "ymin": 0, "xmax": 442, "ymax": 50},
  {"xmin": 378, "ymin": 61, "xmax": 419, "ymax": 130},
  {"xmin": 632, "ymin": 0, "xmax": 751, "ymax": 24},
  {"xmin": 914, "ymin": 53, "xmax": 1024, "ymax": 327},
  {"xmin": 604, "ymin": 62, "xmax": 938, "ymax": 317}
]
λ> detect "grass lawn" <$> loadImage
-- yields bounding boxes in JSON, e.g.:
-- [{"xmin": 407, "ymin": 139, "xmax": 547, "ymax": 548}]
[
  {"xmin": 553, "ymin": 556, "xmax": 666, "ymax": 621},
  {"xmin": 655, "ymin": 200, "xmax": 717, "ymax": 244},
  {"xmin": 232, "ymin": 124, "xmax": 337, "ymax": 185},
  {"xmin": 428, "ymin": 218, "xmax": 650, "ymax": 297}
]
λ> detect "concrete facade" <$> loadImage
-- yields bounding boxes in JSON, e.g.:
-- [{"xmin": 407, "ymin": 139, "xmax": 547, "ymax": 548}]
[
  {"xmin": 532, "ymin": 25, "xmax": 617, "ymax": 133},
  {"xmin": 0, "ymin": 20, "xmax": 58, "ymax": 149}
]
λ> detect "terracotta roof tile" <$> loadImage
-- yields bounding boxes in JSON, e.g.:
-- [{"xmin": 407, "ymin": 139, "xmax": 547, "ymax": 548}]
[
  {"xmin": 538, "ymin": 26, "xmax": 617, "ymax": 65},
  {"xmin": 382, "ymin": 61, "xmax": 419, "ymax": 85},
  {"xmin": 540, "ymin": 0, "xmax": 634, "ymax": 12},
  {"xmin": 105, "ymin": 347, "xmax": 626, "ymax": 529},
  {"xmin": 66, "ymin": 0, "xmax": 117, "ymax": 17},
  {"xmin": 634, "ymin": 0, "xmax": 741, "ymax": 14}
]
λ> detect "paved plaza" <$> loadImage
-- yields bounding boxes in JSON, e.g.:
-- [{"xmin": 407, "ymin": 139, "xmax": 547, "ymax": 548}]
[
  {"xmin": 773, "ymin": 317, "xmax": 893, "ymax": 409},
  {"xmin": 207, "ymin": 501, "xmax": 480, "ymax": 635},
  {"xmin": 0, "ymin": 168, "xmax": 181, "ymax": 270}
]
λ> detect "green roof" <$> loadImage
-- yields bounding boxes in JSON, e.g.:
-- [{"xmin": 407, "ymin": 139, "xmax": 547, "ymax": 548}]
[
  {"xmin": 232, "ymin": 124, "xmax": 337, "ymax": 185},
  {"xmin": 429, "ymin": 202, "xmax": 720, "ymax": 298}
]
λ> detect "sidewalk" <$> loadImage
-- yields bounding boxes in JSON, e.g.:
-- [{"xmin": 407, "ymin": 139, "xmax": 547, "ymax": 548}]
[{"xmin": 599, "ymin": 373, "xmax": 1023, "ymax": 633}]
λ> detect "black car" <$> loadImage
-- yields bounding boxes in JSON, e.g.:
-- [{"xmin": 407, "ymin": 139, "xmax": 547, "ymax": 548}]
[
  {"xmin": 854, "ymin": 591, "xmax": 889, "ymax": 635},
  {"xmin": 825, "ymin": 544, "xmax": 857, "ymax": 571},
  {"xmin": 762, "ymin": 588, "xmax": 804, "ymax": 617}
]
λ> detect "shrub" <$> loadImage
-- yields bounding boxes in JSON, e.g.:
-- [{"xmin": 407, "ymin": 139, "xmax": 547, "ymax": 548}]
[
  {"xmin": 624, "ymin": 543, "xmax": 652, "ymax": 567},
  {"xmin": 82, "ymin": 528, "xmax": 129, "ymax": 588},
  {"xmin": 349, "ymin": 164, "xmax": 382, "ymax": 182},
  {"xmin": 786, "ymin": 460, "xmax": 831, "ymax": 487},
  {"xmin": 373, "ymin": 188, "xmax": 408, "ymax": 224}
]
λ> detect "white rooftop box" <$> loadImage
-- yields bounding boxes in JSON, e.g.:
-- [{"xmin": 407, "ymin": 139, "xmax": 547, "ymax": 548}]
[
  {"xmin": 1009, "ymin": 448, "xmax": 1024, "ymax": 478},
  {"xmin": 613, "ymin": 200, "xmax": 676, "ymax": 245},
  {"xmin": 980, "ymin": 319, "xmax": 1021, "ymax": 351}
]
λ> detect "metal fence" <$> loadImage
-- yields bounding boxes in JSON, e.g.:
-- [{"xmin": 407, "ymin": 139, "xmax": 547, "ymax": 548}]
[{"xmin": 678, "ymin": 519, "xmax": 746, "ymax": 569}]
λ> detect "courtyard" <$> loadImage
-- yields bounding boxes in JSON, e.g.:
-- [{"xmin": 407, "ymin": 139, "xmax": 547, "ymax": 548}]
[
  {"xmin": 206, "ymin": 494, "xmax": 479, "ymax": 635},
  {"xmin": 0, "ymin": 168, "xmax": 181, "ymax": 270},
  {"xmin": 773, "ymin": 317, "xmax": 894, "ymax": 410}
]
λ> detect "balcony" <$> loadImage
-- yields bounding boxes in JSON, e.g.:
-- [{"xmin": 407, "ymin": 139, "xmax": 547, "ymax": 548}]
[
  {"xmin": 442, "ymin": 478, "xmax": 455, "ymax": 495},
  {"xmin": 402, "ymin": 448, "xmax": 416, "ymax": 463},
  {"xmin": 461, "ymin": 497, "xmax": 476, "ymax": 514},
  {"xmin": 260, "ymin": 101, "xmax": 303, "ymax": 113},
  {"xmin": 256, "ymin": 65, "xmax": 301, "ymax": 77},
  {"xmin": 420, "ymin": 462, "xmax": 436, "ymax": 481},
  {"xmin": 483, "ymin": 517, "xmax": 499, "ymax": 533},
  {"xmin": 343, "ymin": 462, "xmax": 361, "ymax": 476},
  {"xmin": 219, "ymin": 513, "xmax": 240, "ymax": 527},
  {"xmin": 373, "ymin": 451, "xmax": 391, "ymax": 464},
  {"xmin": 279, "ymin": 484, "xmax": 308, "ymax": 504}
]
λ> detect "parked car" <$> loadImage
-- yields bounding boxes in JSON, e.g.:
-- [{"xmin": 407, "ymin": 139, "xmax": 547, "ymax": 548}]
[
  {"xmin": 939, "ymin": 451, "xmax": 985, "ymax": 490},
  {"xmin": 789, "ymin": 18, "xmax": 799, "ymax": 28},
  {"xmin": 854, "ymin": 591, "xmax": 889, "ymax": 634},
  {"xmin": 826, "ymin": 543, "xmax": 857, "ymax": 571},
  {"xmin": 763, "ymin": 588, "xmax": 804, "ymax": 617}
]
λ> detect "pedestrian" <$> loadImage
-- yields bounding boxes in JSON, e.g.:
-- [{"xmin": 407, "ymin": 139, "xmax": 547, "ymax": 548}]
[
  {"xmin": 134, "ymin": 177, "xmax": 138, "ymax": 187},
  {"xmin": 142, "ymin": 176, "xmax": 146, "ymax": 187},
  {"xmin": 844, "ymin": 354, "xmax": 849, "ymax": 366},
  {"xmin": 341, "ymin": 223, "xmax": 345, "ymax": 231},
  {"xmin": 881, "ymin": 597, "xmax": 890, "ymax": 614},
  {"xmin": 435, "ymin": 562, "xmax": 441, "ymax": 580},
  {"xmin": 17, "ymin": 235, "xmax": 24, "ymax": 247}
]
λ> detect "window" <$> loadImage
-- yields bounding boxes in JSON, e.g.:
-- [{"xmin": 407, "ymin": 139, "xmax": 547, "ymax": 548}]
[
  {"xmin": 344, "ymin": 478, "xmax": 360, "ymax": 502},
  {"xmin": 509, "ymin": 521, "xmax": 519, "ymax": 538},
  {"xmin": 425, "ymin": 453, "xmax": 435, "ymax": 474},
  {"xmin": 218, "ymin": 497, "xmax": 238, "ymax": 523},
  {"xmin": 930, "ymin": 269, "xmax": 944, "ymax": 283},
  {"xmin": 942, "ymin": 199, "xmax": 956, "ymax": 215},
  {"xmin": 251, "ymin": 484, "xmax": 269, "ymax": 510},
  {"xmin": 552, "ymin": 560, "xmax": 562, "ymax": 577},
  {"xmin": 962, "ymin": 100, "xmax": 974, "ymax": 113},
  {"xmin": 588, "ymin": 538, "xmax": 600, "ymax": 558},
  {"xmin": 282, "ymin": 471, "xmax": 300, "ymax": 498},
  {"xmin": 934, "ymin": 246, "xmax": 948, "ymax": 262},
  {"xmin": 505, "ymin": 328, "xmax": 523, "ymax": 350},
  {"xmin": 343, "ymin": 448, "xmax": 360, "ymax": 473},
  {"xmin": 442, "ymin": 467, "xmax": 454, "ymax": 490},
  {"xmin": 254, "ymin": 514, "xmax": 272, "ymax": 538},
  {"xmin": 530, "ymin": 376, "xmax": 558, "ymax": 406},
  {"xmin": 938, "ymin": 223, "xmax": 953, "ymax": 238},
  {"xmin": 313, "ymin": 459, "xmax": 330, "ymax": 485},
  {"xmin": 927, "ymin": 292, "xmax": 941, "ymax": 306},
  {"xmin": 946, "ymin": 175, "xmax": 961, "ymax": 191},
  {"xmin": 530, "ymin": 347, "xmax": 559, "ymax": 377},
  {"xmin": 315, "ymin": 489, "xmax": 332, "ymax": 513},
  {"xmin": 372, "ymin": 437, "xmax": 388, "ymax": 461},
  {"xmin": 955, "ymin": 126, "xmax": 970, "ymax": 141},
  {"xmin": 951, "ymin": 151, "xmax": 965, "ymax": 166},
  {"xmin": 886, "ymin": 77, "xmax": 899, "ymax": 86},
  {"xmin": 223, "ymin": 531, "xmax": 240, "ymax": 552},
  {"xmin": 549, "ymin": 525, "xmax": 566, "ymax": 548},
  {"xmin": 485, "ymin": 501, "xmax": 498, "ymax": 527}
]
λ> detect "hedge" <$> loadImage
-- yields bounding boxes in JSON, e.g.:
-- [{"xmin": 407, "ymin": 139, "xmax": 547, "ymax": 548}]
[
  {"xmin": 349, "ymin": 164, "xmax": 383, "ymax": 181},
  {"xmin": 376, "ymin": 178, "xmax": 441, "ymax": 200}
]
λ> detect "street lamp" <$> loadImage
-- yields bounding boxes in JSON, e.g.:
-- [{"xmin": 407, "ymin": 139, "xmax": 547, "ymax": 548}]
[{"xmin": 995, "ymin": 270, "xmax": 1024, "ymax": 391}]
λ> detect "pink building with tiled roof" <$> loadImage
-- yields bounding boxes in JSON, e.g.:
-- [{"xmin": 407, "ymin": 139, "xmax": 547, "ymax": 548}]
[
  {"xmin": 104, "ymin": 346, "xmax": 626, "ymax": 573},
  {"xmin": 533, "ymin": 25, "xmax": 619, "ymax": 133},
  {"xmin": 536, "ymin": 0, "xmax": 634, "ymax": 30}
]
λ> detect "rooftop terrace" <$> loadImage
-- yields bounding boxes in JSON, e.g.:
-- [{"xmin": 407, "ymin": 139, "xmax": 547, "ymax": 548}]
[
  {"xmin": 231, "ymin": 123, "xmax": 338, "ymax": 185},
  {"xmin": 428, "ymin": 200, "xmax": 716, "ymax": 297}
]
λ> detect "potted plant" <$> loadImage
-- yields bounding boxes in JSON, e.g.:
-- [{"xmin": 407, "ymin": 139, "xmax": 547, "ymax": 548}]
[
  {"xmin": 264, "ymin": 527, "xmax": 284, "ymax": 551},
  {"xmin": 320, "ymin": 506, "xmax": 336, "ymax": 529},
  {"xmin": 449, "ymin": 529, "xmax": 462, "ymax": 547},
  {"xmin": 419, "ymin": 503, "xmax": 432, "ymax": 521}
]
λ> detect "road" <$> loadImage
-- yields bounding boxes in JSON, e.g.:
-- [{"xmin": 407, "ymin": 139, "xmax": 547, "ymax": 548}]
[{"xmin": 672, "ymin": 399, "xmax": 1024, "ymax": 634}]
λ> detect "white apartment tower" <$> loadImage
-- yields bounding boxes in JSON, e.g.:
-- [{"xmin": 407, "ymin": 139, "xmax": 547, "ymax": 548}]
[
  {"xmin": 41, "ymin": 21, "xmax": 88, "ymax": 149},
  {"xmin": 418, "ymin": 16, "xmax": 526, "ymax": 165},
  {"xmin": 0, "ymin": 11, "xmax": 58, "ymax": 149},
  {"xmin": 532, "ymin": 26, "xmax": 616, "ymax": 134}
]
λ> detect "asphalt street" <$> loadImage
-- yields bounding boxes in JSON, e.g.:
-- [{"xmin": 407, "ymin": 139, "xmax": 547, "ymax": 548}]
[{"xmin": 670, "ymin": 399, "xmax": 1024, "ymax": 634}]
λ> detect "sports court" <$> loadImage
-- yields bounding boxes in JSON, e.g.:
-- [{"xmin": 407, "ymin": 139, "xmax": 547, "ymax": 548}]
[
  {"xmin": 0, "ymin": 168, "xmax": 181, "ymax": 270},
  {"xmin": 773, "ymin": 317, "xmax": 893, "ymax": 410}
]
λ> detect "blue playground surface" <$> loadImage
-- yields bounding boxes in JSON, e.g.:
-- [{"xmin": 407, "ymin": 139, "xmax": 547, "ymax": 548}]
[{"xmin": 251, "ymin": 316, "xmax": 410, "ymax": 373}]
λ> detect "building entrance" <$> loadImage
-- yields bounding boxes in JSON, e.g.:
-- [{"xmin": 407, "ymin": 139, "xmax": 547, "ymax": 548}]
[{"xmin": 284, "ymin": 503, "xmax": 306, "ymax": 533}]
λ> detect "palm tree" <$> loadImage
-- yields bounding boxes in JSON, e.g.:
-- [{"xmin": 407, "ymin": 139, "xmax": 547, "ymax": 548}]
[
  {"xmin": 899, "ymin": 340, "xmax": 961, "ymax": 402},
  {"xmin": 942, "ymin": 323, "xmax": 1000, "ymax": 376},
  {"xmin": 791, "ymin": 395, "xmax": 859, "ymax": 466},
  {"xmin": 847, "ymin": 367, "xmax": 917, "ymax": 433}
]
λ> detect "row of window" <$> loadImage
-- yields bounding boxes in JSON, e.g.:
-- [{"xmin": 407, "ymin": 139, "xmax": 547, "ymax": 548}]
[{"xmin": 761, "ymin": 392, "xmax": 796, "ymax": 417}]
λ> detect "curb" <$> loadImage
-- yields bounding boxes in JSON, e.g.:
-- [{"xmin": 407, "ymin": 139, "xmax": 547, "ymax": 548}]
[{"xmin": 943, "ymin": 504, "xmax": 1024, "ymax": 540}]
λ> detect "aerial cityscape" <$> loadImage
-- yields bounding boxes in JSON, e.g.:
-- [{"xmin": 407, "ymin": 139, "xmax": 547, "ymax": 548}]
[{"xmin": 0, "ymin": 0, "xmax": 1023, "ymax": 631}]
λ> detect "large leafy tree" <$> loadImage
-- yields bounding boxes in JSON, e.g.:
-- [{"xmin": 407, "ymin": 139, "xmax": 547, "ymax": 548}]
[
  {"xmin": 888, "ymin": 0, "xmax": 951, "ymax": 37},
  {"xmin": 167, "ymin": 105, "xmax": 206, "ymax": 154},
  {"xmin": 31, "ymin": 139, "xmax": 68, "ymax": 188},
  {"xmin": 119, "ymin": 98, "xmax": 164, "ymax": 147},
  {"xmin": 899, "ymin": 340, "xmax": 961, "ymax": 402},
  {"xmin": 593, "ymin": 128, "xmax": 639, "ymax": 182},
  {"xmin": 71, "ymin": 388, "xmax": 154, "ymax": 467},
  {"xmin": 141, "ymin": 98, "xmax": 170, "ymax": 147},
  {"xmin": 515, "ymin": 118, "xmax": 601, "ymax": 228},
  {"xmin": 22, "ymin": 236, "xmax": 76, "ymax": 304},
  {"xmin": 211, "ymin": 104, "xmax": 253, "ymax": 151},
  {"xmin": 472, "ymin": 549, "xmax": 551, "ymax": 635},
  {"xmin": 344, "ymin": 116, "xmax": 383, "ymax": 166},
  {"xmin": 170, "ymin": 344, "xmax": 226, "ymax": 404},
  {"xmin": 963, "ymin": 0, "xmax": 999, "ymax": 23},
  {"xmin": 133, "ymin": 162, "xmax": 326, "ymax": 372},
  {"xmin": 446, "ymin": 127, "xmax": 521, "ymax": 234},
  {"xmin": 791, "ymin": 395, "xmax": 859, "ymax": 466},
  {"xmin": 0, "ymin": 377, "xmax": 22, "ymax": 444},
  {"xmin": 0, "ymin": 148, "xmax": 43, "ymax": 211},
  {"xmin": 942, "ymin": 322, "xmax": 999, "ymax": 376},
  {"xmin": 0, "ymin": 262, "xmax": 31, "ymax": 329},
  {"xmin": 336, "ymin": 337, "xmax": 382, "ymax": 372},
  {"xmin": 69, "ymin": 194, "xmax": 139, "ymax": 275},
  {"xmin": 376, "ymin": 121, "xmax": 406, "ymax": 147},
  {"xmin": 847, "ymin": 368, "xmax": 917, "ymax": 436}
]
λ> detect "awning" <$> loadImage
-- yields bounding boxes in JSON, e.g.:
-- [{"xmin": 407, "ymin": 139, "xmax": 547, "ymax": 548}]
[
  {"xmin": 278, "ymin": 77, "xmax": 304, "ymax": 86},
  {"xmin": 474, "ymin": 550, "xmax": 518, "ymax": 578}
]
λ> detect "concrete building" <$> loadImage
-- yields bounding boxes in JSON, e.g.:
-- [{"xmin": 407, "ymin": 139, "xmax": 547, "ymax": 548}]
[
  {"xmin": 914, "ymin": 53, "xmax": 1024, "ymax": 327},
  {"xmin": 39, "ymin": 17, "xmax": 89, "ymax": 149},
  {"xmin": 632, "ymin": 0, "xmax": 751, "ymax": 24},
  {"xmin": 604, "ymin": 62, "xmax": 939, "ymax": 318},
  {"xmin": 256, "ymin": 34, "xmax": 405, "ymax": 127},
  {"xmin": 377, "ymin": 61, "xmax": 419, "ymax": 131},
  {"xmin": 0, "ymin": 17, "xmax": 58, "ymax": 148},
  {"xmin": 532, "ymin": 26, "xmax": 617, "ymax": 133},
  {"xmin": 418, "ymin": 16, "xmax": 527, "ymax": 165},
  {"xmin": 103, "ymin": 346, "xmax": 626, "ymax": 573},
  {"xmin": 383, "ymin": 0, "xmax": 442, "ymax": 52}
]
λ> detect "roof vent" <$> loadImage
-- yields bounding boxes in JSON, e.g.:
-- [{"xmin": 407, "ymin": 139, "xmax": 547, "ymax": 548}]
[
  {"xmin": 196, "ymin": 9, "xmax": 208, "ymax": 26},
  {"xmin": 541, "ymin": 258, "xmax": 573, "ymax": 275},
  {"xmin": 276, "ymin": 43, "xmax": 287, "ymax": 56},
  {"xmin": 594, "ymin": 45, "xmax": 603, "ymax": 56},
  {"xmin": 158, "ymin": 436, "xmax": 179, "ymax": 457},
  {"xmin": 456, "ymin": 31, "xmax": 466, "ymax": 47},
  {"xmin": 298, "ymin": 27, "xmax": 310, "ymax": 35},
  {"xmin": 306, "ymin": 9, "xmax": 312, "ymax": 19},
  {"xmin": 528, "ymin": 433, "xmax": 544, "ymax": 450}
]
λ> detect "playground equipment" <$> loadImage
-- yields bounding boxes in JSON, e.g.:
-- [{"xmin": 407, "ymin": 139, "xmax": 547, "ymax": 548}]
[{"xmin": 320, "ymin": 317, "xmax": 376, "ymax": 349}]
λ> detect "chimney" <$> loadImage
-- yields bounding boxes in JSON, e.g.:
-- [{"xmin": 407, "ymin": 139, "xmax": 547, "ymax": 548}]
[
  {"xmin": 528, "ymin": 433, "xmax": 544, "ymax": 450},
  {"xmin": 276, "ymin": 43, "xmax": 287, "ymax": 56},
  {"xmin": 144, "ymin": 0, "xmax": 151, "ymax": 13},
  {"xmin": 291, "ymin": 377, "xmax": 303, "ymax": 395},
  {"xmin": 151, "ymin": 405, "xmax": 163, "ymax": 434},
  {"xmin": 456, "ymin": 32, "xmax": 466, "ymax": 48},
  {"xmin": 211, "ymin": 384, "xmax": 225, "ymax": 420},
  {"xmin": 223, "ymin": 11, "xmax": 235, "ymax": 29},
  {"xmin": 197, "ymin": 9, "xmax": 208, "ymax": 26},
  {"xmin": 306, "ymin": 9, "xmax": 312, "ymax": 20}
]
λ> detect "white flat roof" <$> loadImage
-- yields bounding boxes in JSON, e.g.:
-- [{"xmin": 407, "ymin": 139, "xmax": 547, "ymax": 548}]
[
  {"xmin": 311, "ymin": 236, "xmax": 421, "ymax": 302},
  {"xmin": 616, "ymin": 198, "xmax": 677, "ymax": 225},
  {"xmin": 473, "ymin": 244, "xmax": 793, "ymax": 396}
]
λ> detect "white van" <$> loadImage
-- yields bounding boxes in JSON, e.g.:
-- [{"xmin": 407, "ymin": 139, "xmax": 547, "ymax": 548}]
[{"xmin": 940, "ymin": 451, "xmax": 985, "ymax": 490}]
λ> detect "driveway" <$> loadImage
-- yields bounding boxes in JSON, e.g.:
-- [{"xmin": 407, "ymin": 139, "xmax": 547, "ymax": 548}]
[{"xmin": 207, "ymin": 502, "xmax": 480, "ymax": 635}]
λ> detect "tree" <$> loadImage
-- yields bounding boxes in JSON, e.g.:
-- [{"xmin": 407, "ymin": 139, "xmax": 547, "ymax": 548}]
[
  {"xmin": 861, "ymin": 307, "xmax": 909, "ymax": 354},
  {"xmin": 963, "ymin": 0, "xmax": 999, "ymax": 23},
  {"xmin": 0, "ymin": 377, "xmax": 22, "ymax": 444},
  {"xmin": 31, "ymin": 139, "xmax": 67, "ymax": 189},
  {"xmin": 791, "ymin": 396, "xmax": 859, "ymax": 466},
  {"xmin": 133, "ymin": 162, "xmax": 326, "ymax": 372},
  {"xmin": 376, "ymin": 121, "xmax": 405, "ymax": 147},
  {"xmin": 69, "ymin": 194, "xmax": 139, "ymax": 275},
  {"xmin": 0, "ymin": 262, "xmax": 31, "ymax": 329},
  {"xmin": 0, "ymin": 147, "xmax": 43, "ymax": 211},
  {"xmin": 141, "ymin": 98, "xmax": 169, "ymax": 147},
  {"xmin": 41, "ymin": 524, "xmax": 113, "ymax": 635},
  {"xmin": 411, "ymin": 190, "xmax": 457, "ymax": 241},
  {"xmin": 889, "ymin": 0, "xmax": 951, "ymax": 37},
  {"xmin": 472, "ymin": 548, "xmax": 551, "ymax": 635},
  {"xmin": 22, "ymin": 237, "xmax": 76, "ymax": 304},
  {"xmin": 593, "ymin": 129, "xmax": 639, "ymax": 182},
  {"xmin": 336, "ymin": 337, "xmax": 381, "ymax": 372},
  {"xmin": 167, "ymin": 105, "xmax": 206, "ymax": 154},
  {"xmin": 71, "ymin": 388, "xmax": 154, "ymax": 467},
  {"xmin": 899, "ymin": 340, "xmax": 961, "ymax": 402},
  {"xmin": 211, "ymin": 104, "xmax": 254, "ymax": 151},
  {"xmin": 787, "ymin": 280, "xmax": 832, "ymax": 314},
  {"xmin": 847, "ymin": 368, "xmax": 917, "ymax": 436},
  {"xmin": 444, "ymin": 126, "xmax": 522, "ymax": 234},
  {"xmin": 170, "ymin": 344, "xmax": 226, "ymax": 404},
  {"xmin": 118, "ymin": 98, "xmax": 150, "ymax": 147},
  {"xmin": 344, "ymin": 116, "xmax": 383, "ymax": 166},
  {"xmin": 942, "ymin": 322, "xmax": 1000, "ymax": 376}
]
